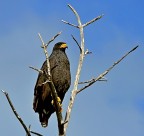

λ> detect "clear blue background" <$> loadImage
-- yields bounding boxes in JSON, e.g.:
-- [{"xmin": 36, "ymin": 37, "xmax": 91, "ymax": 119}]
[{"xmin": 0, "ymin": 0, "xmax": 144, "ymax": 136}]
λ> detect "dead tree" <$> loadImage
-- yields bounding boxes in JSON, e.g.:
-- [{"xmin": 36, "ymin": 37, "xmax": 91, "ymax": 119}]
[{"xmin": 1, "ymin": 4, "xmax": 138, "ymax": 136}]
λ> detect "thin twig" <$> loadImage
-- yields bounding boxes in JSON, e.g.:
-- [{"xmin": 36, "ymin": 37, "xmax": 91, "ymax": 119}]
[
  {"xmin": 29, "ymin": 66, "xmax": 43, "ymax": 74},
  {"xmin": 1, "ymin": 90, "xmax": 31, "ymax": 136},
  {"xmin": 61, "ymin": 20, "xmax": 78, "ymax": 28},
  {"xmin": 79, "ymin": 79, "xmax": 95, "ymax": 84},
  {"xmin": 79, "ymin": 77, "xmax": 107, "ymax": 84},
  {"xmin": 30, "ymin": 131, "xmax": 43, "ymax": 136},
  {"xmin": 28, "ymin": 124, "xmax": 43, "ymax": 136},
  {"xmin": 71, "ymin": 35, "xmax": 82, "ymax": 53},
  {"xmin": 38, "ymin": 33, "xmax": 51, "ymax": 77},
  {"xmin": 77, "ymin": 45, "xmax": 139, "ymax": 94},
  {"xmin": 82, "ymin": 14, "xmax": 104, "ymax": 27},
  {"xmin": 98, "ymin": 77, "xmax": 107, "ymax": 81},
  {"xmin": 61, "ymin": 120, "xmax": 68, "ymax": 125},
  {"xmin": 46, "ymin": 31, "xmax": 62, "ymax": 47},
  {"xmin": 38, "ymin": 33, "xmax": 44, "ymax": 45}
]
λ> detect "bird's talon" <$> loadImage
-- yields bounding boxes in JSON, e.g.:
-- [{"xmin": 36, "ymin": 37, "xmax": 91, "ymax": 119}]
[
  {"xmin": 57, "ymin": 97, "xmax": 61, "ymax": 103},
  {"xmin": 51, "ymin": 97, "xmax": 61, "ymax": 105},
  {"xmin": 51, "ymin": 97, "xmax": 62, "ymax": 112},
  {"xmin": 51, "ymin": 100, "xmax": 54, "ymax": 105}
]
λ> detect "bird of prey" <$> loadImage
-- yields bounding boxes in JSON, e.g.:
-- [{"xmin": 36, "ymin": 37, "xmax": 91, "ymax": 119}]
[{"xmin": 33, "ymin": 42, "xmax": 71, "ymax": 127}]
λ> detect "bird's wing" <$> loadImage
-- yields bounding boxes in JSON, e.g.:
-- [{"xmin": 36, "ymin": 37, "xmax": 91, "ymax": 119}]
[{"xmin": 33, "ymin": 61, "xmax": 50, "ymax": 112}]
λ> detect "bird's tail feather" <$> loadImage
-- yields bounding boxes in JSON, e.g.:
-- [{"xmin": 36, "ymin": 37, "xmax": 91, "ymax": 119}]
[{"xmin": 39, "ymin": 111, "xmax": 52, "ymax": 127}]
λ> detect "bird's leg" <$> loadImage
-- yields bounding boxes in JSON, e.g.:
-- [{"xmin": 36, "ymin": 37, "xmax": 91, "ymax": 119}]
[{"xmin": 51, "ymin": 97, "xmax": 62, "ymax": 112}]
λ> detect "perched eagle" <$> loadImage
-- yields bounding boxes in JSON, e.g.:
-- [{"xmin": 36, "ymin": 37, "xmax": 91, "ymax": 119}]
[{"xmin": 33, "ymin": 42, "xmax": 71, "ymax": 127}]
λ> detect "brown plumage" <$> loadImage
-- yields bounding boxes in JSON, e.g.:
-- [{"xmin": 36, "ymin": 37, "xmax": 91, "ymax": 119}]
[{"xmin": 33, "ymin": 42, "xmax": 71, "ymax": 127}]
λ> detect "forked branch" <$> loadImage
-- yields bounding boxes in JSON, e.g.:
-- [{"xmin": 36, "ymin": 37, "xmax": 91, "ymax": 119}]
[{"xmin": 77, "ymin": 45, "xmax": 139, "ymax": 94}]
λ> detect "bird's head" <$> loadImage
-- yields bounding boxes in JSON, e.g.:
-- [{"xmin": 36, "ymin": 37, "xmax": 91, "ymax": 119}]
[{"xmin": 53, "ymin": 42, "xmax": 68, "ymax": 51}]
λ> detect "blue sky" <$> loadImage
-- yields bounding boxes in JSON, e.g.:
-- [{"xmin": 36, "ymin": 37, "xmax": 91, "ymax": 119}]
[{"xmin": 0, "ymin": 0, "xmax": 144, "ymax": 136}]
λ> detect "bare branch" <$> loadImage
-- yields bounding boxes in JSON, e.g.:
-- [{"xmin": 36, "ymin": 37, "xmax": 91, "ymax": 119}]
[
  {"xmin": 39, "ymin": 80, "xmax": 50, "ymax": 86},
  {"xmin": 77, "ymin": 45, "xmax": 139, "ymax": 94},
  {"xmin": 39, "ymin": 33, "xmax": 51, "ymax": 77},
  {"xmin": 27, "ymin": 125, "xmax": 43, "ymax": 136},
  {"xmin": 38, "ymin": 33, "xmax": 44, "ymax": 46},
  {"xmin": 71, "ymin": 35, "xmax": 82, "ymax": 53},
  {"xmin": 61, "ymin": 20, "xmax": 78, "ymax": 28},
  {"xmin": 1, "ymin": 90, "xmax": 31, "ymax": 136},
  {"xmin": 67, "ymin": 4, "xmax": 82, "ymax": 28},
  {"xmin": 79, "ymin": 77, "xmax": 107, "ymax": 84},
  {"xmin": 61, "ymin": 120, "xmax": 68, "ymax": 125},
  {"xmin": 83, "ymin": 14, "xmax": 104, "ymax": 27},
  {"xmin": 79, "ymin": 79, "xmax": 95, "ymax": 84},
  {"xmin": 29, "ymin": 66, "xmax": 43, "ymax": 74},
  {"xmin": 30, "ymin": 131, "xmax": 43, "ymax": 136},
  {"xmin": 46, "ymin": 31, "xmax": 62, "ymax": 47},
  {"xmin": 98, "ymin": 77, "xmax": 107, "ymax": 81}
]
